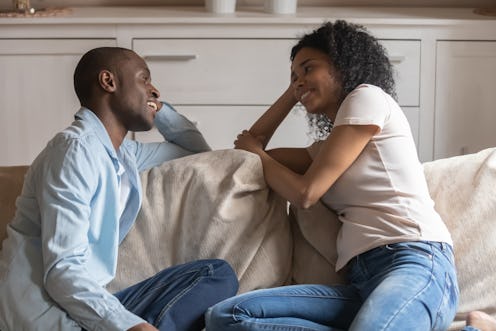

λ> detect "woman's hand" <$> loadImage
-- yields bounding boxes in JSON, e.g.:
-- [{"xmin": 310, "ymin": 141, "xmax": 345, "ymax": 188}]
[{"xmin": 234, "ymin": 130, "xmax": 264, "ymax": 154}]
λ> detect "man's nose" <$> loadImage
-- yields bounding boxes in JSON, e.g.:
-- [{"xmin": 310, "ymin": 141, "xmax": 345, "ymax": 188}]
[{"xmin": 150, "ymin": 84, "xmax": 160, "ymax": 99}]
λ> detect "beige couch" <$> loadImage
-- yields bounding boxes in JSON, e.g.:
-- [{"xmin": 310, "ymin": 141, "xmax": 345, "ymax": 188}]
[{"xmin": 1, "ymin": 148, "xmax": 496, "ymax": 330}]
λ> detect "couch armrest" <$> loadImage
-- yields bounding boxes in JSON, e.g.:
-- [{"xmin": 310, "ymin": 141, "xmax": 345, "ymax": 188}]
[{"xmin": 0, "ymin": 166, "xmax": 29, "ymax": 243}]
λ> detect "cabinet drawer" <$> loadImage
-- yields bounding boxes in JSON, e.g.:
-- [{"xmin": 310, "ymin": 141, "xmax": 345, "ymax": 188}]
[
  {"xmin": 381, "ymin": 40, "xmax": 420, "ymax": 107},
  {"xmin": 135, "ymin": 38, "xmax": 419, "ymax": 107},
  {"xmin": 133, "ymin": 39, "xmax": 294, "ymax": 106},
  {"xmin": 134, "ymin": 105, "xmax": 312, "ymax": 150}
]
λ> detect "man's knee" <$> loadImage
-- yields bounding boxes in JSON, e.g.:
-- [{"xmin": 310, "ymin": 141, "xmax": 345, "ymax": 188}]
[{"xmin": 205, "ymin": 259, "xmax": 239, "ymax": 295}]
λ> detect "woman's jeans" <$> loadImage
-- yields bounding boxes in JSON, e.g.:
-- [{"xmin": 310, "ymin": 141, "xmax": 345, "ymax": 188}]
[
  {"xmin": 205, "ymin": 241, "xmax": 459, "ymax": 331},
  {"xmin": 114, "ymin": 259, "xmax": 239, "ymax": 331}
]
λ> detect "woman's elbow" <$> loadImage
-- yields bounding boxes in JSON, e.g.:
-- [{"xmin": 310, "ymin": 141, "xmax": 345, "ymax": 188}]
[{"xmin": 293, "ymin": 191, "xmax": 319, "ymax": 209}]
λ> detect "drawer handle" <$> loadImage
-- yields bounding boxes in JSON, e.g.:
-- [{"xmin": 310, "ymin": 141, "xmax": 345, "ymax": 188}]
[
  {"xmin": 389, "ymin": 55, "xmax": 406, "ymax": 64},
  {"xmin": 143, "ymin": 54, "xmax": 198, "ymax": 61}
]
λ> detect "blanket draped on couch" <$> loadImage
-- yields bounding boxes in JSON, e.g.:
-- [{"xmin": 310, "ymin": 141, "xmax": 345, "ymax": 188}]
[{"xmin": 108, "ymin": 149, "xmax": 293, "ymax": 294}]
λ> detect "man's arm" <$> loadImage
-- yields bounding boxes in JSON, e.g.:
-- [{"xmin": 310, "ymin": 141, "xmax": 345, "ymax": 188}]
[
  {"xmin": 41, "ymin": 138, "xmax": 146, "ymax": 331},
  {"xmin": 155, "ymin": 101, "xmax": 211, "ymax": 153},
  {"xmin": 130, "ymin": 102, "xmax": 212, "ymax": 171}
]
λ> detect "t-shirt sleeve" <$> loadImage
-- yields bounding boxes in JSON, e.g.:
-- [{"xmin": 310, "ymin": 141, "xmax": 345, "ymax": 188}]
[{"xmin": 334, "ymin": 84, "xmax": 391, "ymax": 130}]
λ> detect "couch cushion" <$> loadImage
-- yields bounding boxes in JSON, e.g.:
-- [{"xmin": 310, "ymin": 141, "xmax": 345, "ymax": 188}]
[
  {"xmin": 290, "ymin": 201, "xmax": 346, "ymax": 286},
  {"xmin": 0, "ymin": 166, "xmax": 29, "ymax": 243},
  {"xmin": 423, "ymin": 147, "xmax": 496, "ymax": 330}
]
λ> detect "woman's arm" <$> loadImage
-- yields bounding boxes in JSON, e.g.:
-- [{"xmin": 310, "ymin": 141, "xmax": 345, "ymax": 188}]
[
  {"xmin": 248, "ymin": 86, "xmax": 298, "ymax": 149},
  {"xmin": 235, "ymin": 124, "xmax": 378, "ymax": 209},
  {"xmin": 266, "ymin": 148, "xmax": 313, "ymax": 175}
]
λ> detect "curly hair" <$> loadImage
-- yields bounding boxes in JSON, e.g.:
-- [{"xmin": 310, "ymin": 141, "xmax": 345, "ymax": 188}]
[
  {"xmin": 290, "ymin": 20, "xmax": 396, "ymax": 140},
  {"xmin": 291, "ymin": 20, "xmax": 396, "ymax": 98}
]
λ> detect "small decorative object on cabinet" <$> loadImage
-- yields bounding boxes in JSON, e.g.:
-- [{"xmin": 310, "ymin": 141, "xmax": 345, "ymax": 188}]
[
  {"xmin": 205, "ymin": 0, "xmax": 236, "ymax": 14},
  {"xmin": 264, "ymin": 0, "xmax": 297, "ymax": 15}
]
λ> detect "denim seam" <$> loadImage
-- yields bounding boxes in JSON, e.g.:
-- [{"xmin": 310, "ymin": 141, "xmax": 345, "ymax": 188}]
[
  {"xmin": 122, "ymin": 267, "xmax": 207, "ymax": 308},
  {"xmin": 244, "ymin": 320, "xmax": 323, "ymax": 331},
  {"xmin": 231, "ymin": 293, "xmax": 357, "ymax": 329},
  {"xmin": 381, "ymin": 246, "xmax": 436, "ymax": 330},
  {"xmin": 154, "ymin": 264, "xmax": 214, "ymax": 326}
]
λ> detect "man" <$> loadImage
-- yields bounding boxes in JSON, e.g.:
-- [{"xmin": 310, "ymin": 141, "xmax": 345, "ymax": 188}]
[{"xmin": 0, "ymin": 47, "xmax": 238, "ymax": 331}]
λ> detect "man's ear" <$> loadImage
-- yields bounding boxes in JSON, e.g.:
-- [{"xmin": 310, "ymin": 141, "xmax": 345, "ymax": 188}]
[{"xmin": 99, "ymin": 70, "xmax": 117, "ymax": 93}]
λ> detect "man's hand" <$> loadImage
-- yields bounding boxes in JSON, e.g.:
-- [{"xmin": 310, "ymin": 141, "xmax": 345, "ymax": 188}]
[{"xmin": 127, "ymin": 322, "xmax": 159, "ymax": 331}]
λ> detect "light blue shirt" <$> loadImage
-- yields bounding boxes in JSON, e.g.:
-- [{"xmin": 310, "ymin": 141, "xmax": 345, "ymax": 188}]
[{"xmin": 0, "ymin": 103, "xmax": 210, "ymax": 331}]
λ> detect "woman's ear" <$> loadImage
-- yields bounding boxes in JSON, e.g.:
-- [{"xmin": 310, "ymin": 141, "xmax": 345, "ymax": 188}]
[{"xmin": 99, "ymin": 70, "xmax": 116, "ymax": 93}]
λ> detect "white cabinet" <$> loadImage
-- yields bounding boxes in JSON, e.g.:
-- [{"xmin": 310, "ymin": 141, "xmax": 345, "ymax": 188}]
[
  {"xmin": 0, "ymin": 7, "xmax": 494, "ymax": 163},
  {"xmin": 382, "ymin": 40, "xmax": 421, "ymax": 147},
  {"xmin": 134, "ymin": 38, "xmax": 421, "ymax": 150},
  {"xmin": 434, "ymin": 41, "xmax": 496, "ymax": 159},
  {"xmin": 381, "ymin": 40, "xmax": 421, "ymax": 107},
  {"xmin": 133, "ymin": 39, "xmax": 294, "ymax": 106},
  {"xmin": 0, "ymin": 39, "xmax": 116, "ymax": 166}
]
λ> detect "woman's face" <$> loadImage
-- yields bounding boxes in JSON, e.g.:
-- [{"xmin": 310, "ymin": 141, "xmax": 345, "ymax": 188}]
[{"xmin": 290, "ymin": 47, "xmax": 343, "ymax": 120}]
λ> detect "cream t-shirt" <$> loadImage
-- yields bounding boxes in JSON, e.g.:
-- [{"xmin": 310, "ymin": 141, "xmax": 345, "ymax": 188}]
[{"xmin": 308, "ymin": 84, "xmax": 452, "ymax": 271}]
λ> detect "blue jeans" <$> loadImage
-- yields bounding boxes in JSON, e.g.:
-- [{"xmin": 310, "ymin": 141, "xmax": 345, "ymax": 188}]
[
  {"xmin": 114, "ymin": 259, "xmax": 239, "ymax": 331},
  {"xmin": 205, "ymin": 241, "xmax": 459, "ymax": 331}
]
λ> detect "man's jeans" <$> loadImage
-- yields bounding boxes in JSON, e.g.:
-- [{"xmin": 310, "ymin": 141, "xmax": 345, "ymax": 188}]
[
  {"xmin": 115, "ymin": 259, "xmax": 238, "ymax": 331},
  {"xmin": 206, "ymin": 241, "xmax": 459, "ymax": 331}
]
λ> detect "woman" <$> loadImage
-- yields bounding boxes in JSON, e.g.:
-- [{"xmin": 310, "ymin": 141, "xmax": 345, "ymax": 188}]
[{"xmin": 205, "ymin": 20, "xmax": 459, "ymax": 331}]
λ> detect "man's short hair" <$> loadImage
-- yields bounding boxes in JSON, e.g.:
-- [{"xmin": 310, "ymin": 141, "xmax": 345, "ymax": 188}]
[{"xmin": 73, "ymin": 47, "xmax": 133, "ymax": 105}]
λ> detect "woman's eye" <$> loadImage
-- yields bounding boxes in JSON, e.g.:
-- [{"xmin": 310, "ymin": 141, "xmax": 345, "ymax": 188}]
[{"xmin": 304, "ymin": 66, "xmax": 312, "ymax": 73}]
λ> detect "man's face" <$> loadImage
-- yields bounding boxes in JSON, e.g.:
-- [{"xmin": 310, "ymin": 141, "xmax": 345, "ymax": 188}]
[{"xmin": 112, "ymin": 52, "xmax": 161, "ymax": 132}]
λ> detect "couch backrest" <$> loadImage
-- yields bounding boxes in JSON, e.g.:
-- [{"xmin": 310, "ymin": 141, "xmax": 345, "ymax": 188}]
[{"xmin": 0, "ymin": 166, "xmax": 29, "ymax": 242}]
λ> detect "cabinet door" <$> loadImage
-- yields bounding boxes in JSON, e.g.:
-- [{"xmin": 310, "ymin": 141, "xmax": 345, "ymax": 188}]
[
  {"xmin": 435, "ymin": 41, "xmax": 496, "ymax": 159},
  {"xmin": 0, "ymin": 39, "xmax": 116, "ymax": 166}
]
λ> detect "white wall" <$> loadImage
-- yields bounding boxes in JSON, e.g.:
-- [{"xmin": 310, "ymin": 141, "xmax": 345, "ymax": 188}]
[{"xmin": 2, "ymin": 0, "xmax": 495, "ymax": 9}]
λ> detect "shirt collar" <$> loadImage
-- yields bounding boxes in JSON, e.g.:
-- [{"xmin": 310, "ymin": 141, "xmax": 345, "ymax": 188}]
[{"xmin": 74, "ymin": 107, "xmax": 118, "ymax": 161}]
